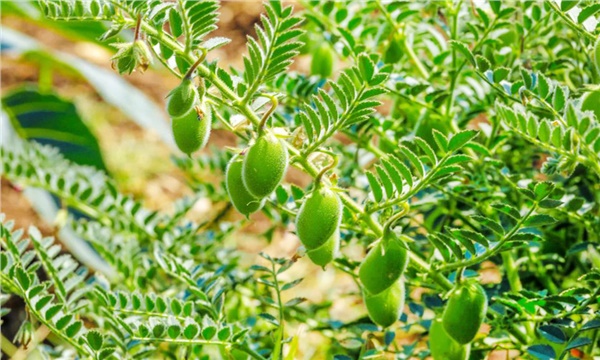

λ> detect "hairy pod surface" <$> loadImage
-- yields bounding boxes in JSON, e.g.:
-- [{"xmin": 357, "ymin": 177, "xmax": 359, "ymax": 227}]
[
  {"xmin": 359, "ymin": 236, "xmax": 408, "ymax": 295},
  {"xmin": 167, "ymin": 78, "xmax": 198, "ymax": 118},
  {"xmin": 242, "ymin": 132, "xmax": 288, "ymax": 198},
  {"xmin": 296, "ymin": 186, "xmax": 342, "ymax": 250},
  {"xmin": 582, "ymin": 89, "xmax": 600, "ymax": 121},
  {"xmin": 429, "ymin": 318, "xmax": 470, "ymax": 360},
  {"xmin": 172, "ymin": 103, "xmax": 211, "ymax": 156},
  {"xmin": 226, "ymin": 154, "xmax": 264, "ymax": 217},
  {"xmin": 310, "ymin": 43, "xmax": 334, "ymax": 78},
  {"xmin": 442, "ymin": 281, "xmax": 488, "ymax": 344},
  {"xmin": 306, "ymin": 231, "xmax": 339, "ymax": 267},
  {"xmin": 363, "ymin": 278, "xmax": 404, "ymax": 328}
]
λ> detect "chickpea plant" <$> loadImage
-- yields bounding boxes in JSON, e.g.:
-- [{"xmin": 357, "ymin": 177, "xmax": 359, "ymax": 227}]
[{"xmin": 2, "ymin": 0, "xmax": 600, "ymax": 359}]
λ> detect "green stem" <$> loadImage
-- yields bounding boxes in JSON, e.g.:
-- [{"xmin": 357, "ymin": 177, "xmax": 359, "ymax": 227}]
[
  {"xmin": 257, "ymin": 94, "xmax": 278, "ymax": 136},
  {"xmin": 133, "ymin": 14, "xmax": 142, "ymax": 41},
  {"xmin": 314, "ymin": 150, "xmax": 338, "ymax": 185},
  {"xmin": 374, "ymin": 0, "xmax": 429, "ymax": 79},
  {"xmin": 177, "ymin": 0, "xmax": 192, "ymax": 52},
  {"xmin": 444, "ymin": 1, "xmax": 461, "ymax": 119},
  {"xmin": 501, "ymin": 252, "xmax": 522, "ymax": 292},
  {"xmin": 382, "ymin": 202, "xmax": 410, "ymax": 237},
  {"xmin": 588, "ymin": 329, "xmax": 598, "ymax": 356},
  {"xmin": 445, "ymin": 2, "xmax": 499, "ymax": 120},
  {"xmin": 455, "ymin": 267, "xmax": 464, "ymax": 284},
  {"xmin": 270, "ymin": 262, "xmax": 285, "ymax": 360},
  {"xmin": 527, "ymin": 249, "xmax": 558, "ymax": 294},
  {"xmin": 183, "ymin": 48, "xmax": 207, "ymax": 80},
  {"xmin": 148, "ymin": 42, "xmax": 182, "ymax": 78},
  {"xmin": 241, "ymin": 18, "xmax": 284, "ymax": 104},
  {"xmin": 403, "ymin": 38, "xmax": 430, "ymax": 80},
  {"xmin": 131, "ymin": 337, "xmax": 267, "ymax": 360},
  {"xmin": 547, "ymin": 1, "xmax": 595, "ymax": 41},
  {"xmin": 0, "ymin": 334, "xmax": 18, "ymax": 358},
  {"xmin": 107, "ymin": 307, "xmax": 189, "ymax": 323}
]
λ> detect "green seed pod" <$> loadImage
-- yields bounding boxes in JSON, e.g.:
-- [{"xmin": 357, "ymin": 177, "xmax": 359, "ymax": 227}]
[
  {"xmin": 581, "ymin": 89, "xmax": 600, "ymax": 121},
  {"xmin": 172, "ymin": 102, "xmax": 211, "ymax": 156},
  {"xmin": 359, "ymin": 235, "xmax": 408, "ymax": 295},
  {"xmin": 383, "ymin": 34, "xmax": 403, "ymax": 64},
  {"xmin": 296, "ymin": 186, "xmax": 343, "ymax": 250},
  {"xmin": 226, "ymin": 154, "xmax": 265, "ymax": 217},
  {"xmin": 167, "ymin": 78, "xmax": 199, "ymax": 118},
  {"xmin": 363, "ymin": 279, "xmax": 405, "ymax": 328},
  {"xmin": 310, "ymin": 43, "xmax": 334, "ymax": 78},
  {"xmin": 306, "ymin": 231, "xmax": 339, "ymax": 268},
  {"xmin": 594, "ymin": 37, "xmax": 600, "ymax": 76},
  {"xmin": 429, "ymin": 318, "xmax": 470, "ymax": 360},
  {"xmin": 242, "ymin": 132, "xmax": 288, "ymax": 198},
  {"xmin": 442, "ymin": 280, "xmax": 488, "ymax": 344}
]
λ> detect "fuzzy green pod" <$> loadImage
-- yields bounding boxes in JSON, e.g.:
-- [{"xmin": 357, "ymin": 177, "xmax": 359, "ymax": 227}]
[
  {"xmin": 296, "ymin": 186, "xmax": 343, "ymax": 250},
  {"xmin": 242, "ymin": 132, "xmax": 288, "ymax": 198},
  {"xmin": 359, "ymin": 235, "xmax": 408, "ymax": 295},
  {"xmin": 226, "ymin": 154, "xmax": 265, "ymax": 217},
  {"xmin": 167, "ymin": 78, "xmax": 199, "ymax": 118},
  {"xmin": 442, "ymin": 280, "xmax": 488, "ymax": 344},
  {"xmin": 429, "ymin": 318, "xmax": 470, "ymax": 360},
  {"xmin": 581, "ymin": 89, "xmax": 600, "ymax": 121},
  {"xmin": 310, "ymin": 43, "xmax": 334, "ymax": 78},
  {"xmin": 363, "ymin": 279, "xmax": 405, "ymax": 328},
  {"xmin": 172, "ymin": 102, "xmax": 211, "ymax": 156},
  {"xmin": 306, "ymin": 231, "xmax": 339, "ymax": 268}
]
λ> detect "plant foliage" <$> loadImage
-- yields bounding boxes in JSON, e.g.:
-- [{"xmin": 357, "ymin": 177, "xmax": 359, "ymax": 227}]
[{"xmin": 2, "ymin": 0, "xmax": 600, "ymax": 359}]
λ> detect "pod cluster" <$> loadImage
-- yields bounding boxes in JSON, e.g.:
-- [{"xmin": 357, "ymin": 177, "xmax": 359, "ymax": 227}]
[
  {"xmin": 167, "ymin": 79, "xmax": 211, "ymax": 156},
  {"xmin": 358, "ymin": 236, "xmax": 408, "ymax": 327},
  {"xmin": 295, "ymin": 186, "xmax": 343, "ymax": 267},
  {"xmin": 226, "ymin": 132, "xmax": 288, "ymax": 218}
]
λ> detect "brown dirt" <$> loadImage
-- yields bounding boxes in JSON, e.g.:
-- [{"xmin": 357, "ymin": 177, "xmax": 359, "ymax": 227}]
[{"xmin": 0, "ymin": 179, "xmax": 55, "ymax": 237}]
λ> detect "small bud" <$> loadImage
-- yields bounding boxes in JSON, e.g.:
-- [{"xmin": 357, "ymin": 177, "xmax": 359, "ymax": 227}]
[
  {"xmin": 110, "ymin": 40, "xmax": 152, "ymax": 75},
  {"xmin": 15, "ymin": 320, "xmax": 34, "ymax": 349}
]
